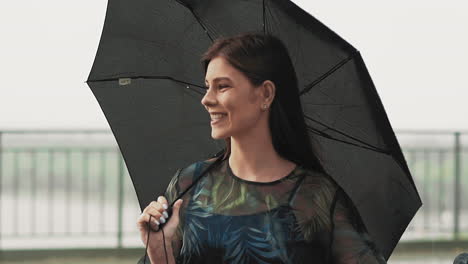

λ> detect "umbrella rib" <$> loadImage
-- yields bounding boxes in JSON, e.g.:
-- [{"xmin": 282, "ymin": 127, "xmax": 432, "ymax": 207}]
[
  {"xmin": 299, "ymin": 50, "xmax": 359, "ymax": 96},
  {"xmin": 172, "ymin": 0, "xmax": 215, "ymax": 43},
  {"xmin": 307, "ymin": 126, "xmax": 388, "ymax": 154},
  {"xmin": 87, "ymin": 75, "xmax": 210, "ymax": 98},
  {"xmin": 86, "ymin": 75, "xmax": 205, "ymax": 88},
  {"xmin": 263, "ymin": 0, "xmax": 266, "ymax": 33},
  {"xmin": 305, "ymin": 122, "xmax": 389, "ymax": 155}
]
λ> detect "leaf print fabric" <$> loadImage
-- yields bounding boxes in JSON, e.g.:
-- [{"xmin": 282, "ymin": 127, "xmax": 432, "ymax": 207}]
[{"xmin": 137, "ymin": 158, "xmax": 387, "ymax": 264}]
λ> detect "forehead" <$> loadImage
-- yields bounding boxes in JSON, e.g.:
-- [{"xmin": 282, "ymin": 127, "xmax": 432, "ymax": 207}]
[{"xmin": 205, "ymin": 57, "xmax": 238, "ymax": 83}]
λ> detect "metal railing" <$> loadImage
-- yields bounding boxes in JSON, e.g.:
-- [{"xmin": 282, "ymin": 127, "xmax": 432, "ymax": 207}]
[
  {"xmin": 0, "ymin": 130, "xmax": 134, "ymax": 250},
  {"xmin": 0, "ymin": 129, "xmax": 466, "ymax": 250},
  {"xmin": 396, "ymin": 130, "xmax": 467, "ymax": 241}
]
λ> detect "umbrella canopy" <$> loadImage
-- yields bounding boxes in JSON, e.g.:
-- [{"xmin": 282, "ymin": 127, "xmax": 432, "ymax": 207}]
[{"xmin": 86, "ymin": 0, "xmax": 422, "ymax": 259}]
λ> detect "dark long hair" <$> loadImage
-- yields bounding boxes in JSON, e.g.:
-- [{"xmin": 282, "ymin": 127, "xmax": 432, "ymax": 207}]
[{"xmin": 201, "ymin": 32, "xmax": 326, "ymax": 174}]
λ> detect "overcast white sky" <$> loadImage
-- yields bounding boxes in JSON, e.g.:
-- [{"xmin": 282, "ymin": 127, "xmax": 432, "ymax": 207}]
[{"xmin": 0, "ymin": 0, "xmax": 467, "ymax": 131}]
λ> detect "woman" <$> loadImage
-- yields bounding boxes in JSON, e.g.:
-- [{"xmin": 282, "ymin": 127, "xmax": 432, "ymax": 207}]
[{"xmin": 136, "ymin": 32, "xmax": 387, "ymax": 264}]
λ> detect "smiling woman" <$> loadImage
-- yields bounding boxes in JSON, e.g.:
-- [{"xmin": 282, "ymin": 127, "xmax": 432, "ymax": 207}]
[
  {"xmin": 201, "ymin": 56, "xmax": 277, "ymax": 149},
  {"xmin": 137, "ymin": 32, "xmax": 387, "ymax": 264}
]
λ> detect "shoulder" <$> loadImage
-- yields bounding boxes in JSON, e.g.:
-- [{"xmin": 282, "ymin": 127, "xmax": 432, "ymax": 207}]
[
  {"xmin": 298, "ymin": 169, "xmax": 359, "ymax": 222},
  {"xmin": 297, "ymin": 167, "xmax": 339, "ymax": 201},
  {"xmin": 292, "ymin": 167, "xmax": 345, "ymax": 221},
  {"xmin": 292, "ymin": 168, "xmax": 342, "ymax": 236},
  {"xmin": 175, "ymin": 157, "xmax": 219, "ymax": 190},
  {"xmin": 179, "ymin": 157, "xmax": 217, "ymax": 176}
]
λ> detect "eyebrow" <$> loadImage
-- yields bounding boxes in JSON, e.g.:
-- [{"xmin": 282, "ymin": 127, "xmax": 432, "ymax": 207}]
[{"xmin": 204, "ymin": 77, "xmax": 232, "ymax": 84}]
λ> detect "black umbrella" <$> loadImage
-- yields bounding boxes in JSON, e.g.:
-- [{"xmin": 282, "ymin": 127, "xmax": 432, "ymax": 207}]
[{"xmin": 86, "ymin": 0, "xmax": 422, "ymax": 260}]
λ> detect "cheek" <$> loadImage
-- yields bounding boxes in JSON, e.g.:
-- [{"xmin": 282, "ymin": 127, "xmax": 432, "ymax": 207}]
[
  {"xmin": 225, "ymin": 95, "xmax": 258, "ymax": 127},
  {"xmin": 247, "ymin": 89, "xmax": 258, "ymax": 105}
]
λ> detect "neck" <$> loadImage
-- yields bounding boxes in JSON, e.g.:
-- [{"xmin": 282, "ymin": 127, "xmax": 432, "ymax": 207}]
[{"xmin": 228, "ymin": 118, "xmax": 294, "ymax": 182}]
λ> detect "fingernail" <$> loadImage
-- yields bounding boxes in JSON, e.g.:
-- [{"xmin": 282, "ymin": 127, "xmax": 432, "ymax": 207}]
[
  {"xmin": 159, "ymin": 216, "xmax": 166, "ymax": 224},
  {"xmin": 153, "ymin": 219, "xmax": 159, "ymax": 225},
  {"xmin": 162, "ymin": 204, "xmax": 168, "ymax": 210},
  {"xmin": 163, "ymin": 211, "xmax": 168, "ymax": 218}
]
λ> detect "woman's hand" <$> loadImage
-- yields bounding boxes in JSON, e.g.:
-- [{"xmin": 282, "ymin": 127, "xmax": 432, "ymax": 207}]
[{"xmin": 137, "ymin": 196, "xmax": 183, "ymax": 247}]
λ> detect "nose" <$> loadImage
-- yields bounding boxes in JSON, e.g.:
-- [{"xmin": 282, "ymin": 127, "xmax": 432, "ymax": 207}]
[{"xmin": 201, "ymin": 87, "xmax": 217, "ymax": 107}]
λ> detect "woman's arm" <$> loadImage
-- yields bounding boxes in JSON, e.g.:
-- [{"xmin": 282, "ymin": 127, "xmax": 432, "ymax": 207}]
[
  {"xmin": 138, "ymin": 211, "xmax": 183, "ymax": 264},
  {"xmin": 138, "ymin": 236, "xmax": 182, "ymax": 264},
  {"xmin": 329, "ymin": 188, "xmax": 387, "ymax": 264},
  {"xmin": 137, "ymin": 238, "xmax": 176, "ymax": 264},
  {"xmin": 137, "ymin": 168, "xmax": 186, "ymax": 264}
]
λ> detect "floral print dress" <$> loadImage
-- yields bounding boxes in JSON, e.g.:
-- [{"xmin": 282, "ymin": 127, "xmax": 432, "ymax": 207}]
[{"xmin": 138, "ymin": 157, "xmax": 387, "ymax": 264}]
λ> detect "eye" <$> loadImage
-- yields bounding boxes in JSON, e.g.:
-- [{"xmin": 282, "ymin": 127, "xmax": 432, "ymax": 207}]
[{"xmin": 204, "ymin": 85, "xmax": 229, "ymax": 91}]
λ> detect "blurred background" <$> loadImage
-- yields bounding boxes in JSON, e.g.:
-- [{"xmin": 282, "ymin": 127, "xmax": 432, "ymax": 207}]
[{"xmin": 0, "ymin": 0, "xmax": 467, "ymax": 263}]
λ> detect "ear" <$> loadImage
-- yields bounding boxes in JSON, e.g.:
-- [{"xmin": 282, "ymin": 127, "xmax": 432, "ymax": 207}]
[{"xmin": 260, "ymin": 80, "xmax": 275, "ymax": 106}]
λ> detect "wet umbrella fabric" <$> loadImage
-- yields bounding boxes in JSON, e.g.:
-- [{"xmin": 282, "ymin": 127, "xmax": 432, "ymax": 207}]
[{"xmin": 86, "ymin": 0, "xmax": 422, "ymax": 260}]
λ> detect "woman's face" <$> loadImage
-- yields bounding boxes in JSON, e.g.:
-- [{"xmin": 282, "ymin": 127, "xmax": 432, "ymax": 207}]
[{"xmin": 201, "ymin": 56, "xmax": 270, "ymax": 140}]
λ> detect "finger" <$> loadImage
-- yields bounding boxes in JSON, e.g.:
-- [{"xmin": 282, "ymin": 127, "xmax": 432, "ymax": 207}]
[
  {"xmin": 146, "ymin": 207, "xmax": 164, "ymax": 221},
  {"xmin": 171, "ymin": 199, "xmax": 183, "ymax": 219},
  {"xmin": 143, "ymin": 201, "xmax": 156, "ymax": 213},
  {"xmin": 150, "ymin": 225, "xmax": 160, "ymax": 232},
  {"xmin": 150, "ymin": 207, "xmax": 171, "ymax": 225},
  {"xmin": 149, "ymin": 215, "xmax": 160, "ymax": 232},
  {"xmin": 145, "ymin": 202, "xmax": 167, "ymax": 224},
  {"xmin": 162, "ymin": 199, "xmax": 183, "ymax": 230},
  {"xmin": 174, "ymin": 199, "xmax": 183, "ymax": 210},
  {"xmin": 148, "ymin": 201, "xmax": 164, "ymax": 212},
  {"xmin": 138, "ymin": 209, "xmax": 163, "ymax": 226},
  {"xmin": 137, "ymin": 212, "xmax": 161, "ymax": 231},
  {"xmin": 157, "ymin": 196, "xmax": 169, "ymax": 210}
]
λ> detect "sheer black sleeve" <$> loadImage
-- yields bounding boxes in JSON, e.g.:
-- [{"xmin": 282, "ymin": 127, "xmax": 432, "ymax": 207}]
[{"xmin": 329, "ymin": 187, "xmax": 387, "ymax": 264}]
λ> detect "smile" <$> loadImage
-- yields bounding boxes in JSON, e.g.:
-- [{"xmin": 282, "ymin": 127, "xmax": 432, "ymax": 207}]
[{"xmin": 211, "ymin": 114, "xmax": 227, "ymax": 125}]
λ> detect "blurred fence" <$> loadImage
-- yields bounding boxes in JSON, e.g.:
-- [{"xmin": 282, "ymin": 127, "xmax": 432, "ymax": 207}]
[{"xmin": 0, "ymin": 129, "xmax": 467, "ymax": 250}]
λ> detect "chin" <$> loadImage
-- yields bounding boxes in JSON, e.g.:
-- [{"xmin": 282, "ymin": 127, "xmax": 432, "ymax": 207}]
[
  {"xmin": 211, "ymin": 133, "xmax": 224, "ymax": 140},
  {"xmin": 211, "ymin": 129, "xmax": 229, "ymax": 140}
]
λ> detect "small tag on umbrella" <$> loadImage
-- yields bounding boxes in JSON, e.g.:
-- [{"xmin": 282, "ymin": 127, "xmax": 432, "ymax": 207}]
[{"xmin": 119, "ymin": 78, "xmax": 131, "ymax": 86}]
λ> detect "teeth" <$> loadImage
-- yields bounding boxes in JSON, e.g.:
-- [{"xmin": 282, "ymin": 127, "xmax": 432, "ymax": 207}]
[{"xmin": 211, "ymin": 113, "xmax": 227, "ymax": 120}]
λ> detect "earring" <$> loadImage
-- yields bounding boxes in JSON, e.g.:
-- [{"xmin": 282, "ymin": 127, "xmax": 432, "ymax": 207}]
[{"xmin": 262, "ymin": 104, "xmax": 268, "ymax": 110}]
